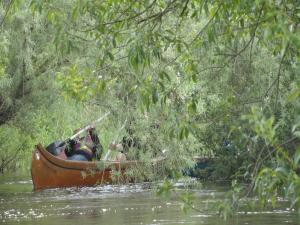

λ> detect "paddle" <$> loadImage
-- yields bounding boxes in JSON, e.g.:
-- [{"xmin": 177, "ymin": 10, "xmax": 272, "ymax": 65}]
[
  {"xmin": 57, "ymin": 112, "xmax": 110, "ymax": 147},
  {"xmin": 46, "ymin": 112, "xmax": 110, "ymax": 155},
  {"xmin": 102, "ymin": 118, "xmax": 127, "ymax": 161},
  {"xmin": 69, "ymin": 112, "xmax": 110, "ymax": 141}
]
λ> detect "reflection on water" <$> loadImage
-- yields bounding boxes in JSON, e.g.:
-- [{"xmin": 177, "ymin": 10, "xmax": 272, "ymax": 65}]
[{"xmin": 0, "ymin": 176, "xmax": 297, "ymax": 225}]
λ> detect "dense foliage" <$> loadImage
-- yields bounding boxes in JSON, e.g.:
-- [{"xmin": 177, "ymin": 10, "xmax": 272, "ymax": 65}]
[{"xmin": 0, "ymin": 0, "xmax": 299, "ymax": 220}]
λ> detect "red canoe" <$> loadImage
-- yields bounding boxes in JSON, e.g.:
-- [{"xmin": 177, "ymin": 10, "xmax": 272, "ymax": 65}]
[{"xmin": 31, "ymin": 144, "xmax": 163, "ymax": 190}]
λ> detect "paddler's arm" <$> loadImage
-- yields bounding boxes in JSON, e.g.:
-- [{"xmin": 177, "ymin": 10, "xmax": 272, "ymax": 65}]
[{"xmin": 103, "ymin": 143, "xmax": 117, "ymax": 161}]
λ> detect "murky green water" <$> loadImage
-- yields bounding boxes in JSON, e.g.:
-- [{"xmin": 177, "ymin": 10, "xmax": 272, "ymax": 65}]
[{"xmin": 0, "ymin": 175, "xmax": 297, "ymax": 225}]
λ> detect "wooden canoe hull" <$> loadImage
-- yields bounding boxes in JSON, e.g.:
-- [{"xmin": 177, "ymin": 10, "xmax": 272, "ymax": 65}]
[{"xmin": 31, "ymin": 144, "xmax": 139, "ymax": 190}]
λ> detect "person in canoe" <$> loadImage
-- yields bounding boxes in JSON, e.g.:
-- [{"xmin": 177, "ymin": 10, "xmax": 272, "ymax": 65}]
[
  {"xmin": 102, "ymin": 142, "xmax": 127, "ymax": 161},
  {"xmin": 65, "ymin": 127, "xmax": 104, "ymax": 161}
]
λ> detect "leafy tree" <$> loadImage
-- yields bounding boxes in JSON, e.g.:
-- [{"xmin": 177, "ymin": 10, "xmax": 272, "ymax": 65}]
[{"xmin": 0, "ymin": 0, "xmax": 300, "ymax": 219}]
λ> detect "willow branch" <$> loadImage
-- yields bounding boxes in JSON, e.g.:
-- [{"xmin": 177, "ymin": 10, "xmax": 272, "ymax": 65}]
[
  {"xmin": 190, "ymin": 4, "xmax": 221, "ymax": 45},
  {"xmin": 275, "ymin": 43, "xmax": 289, "ymax": 110},
  {"xmin": 0, "ymin": 0, "xmax": 13, "ymax": 29}
]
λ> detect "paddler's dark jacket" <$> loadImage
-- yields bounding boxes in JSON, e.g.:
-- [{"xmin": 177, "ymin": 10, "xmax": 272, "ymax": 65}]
[{"xmin": 66, "ymin": 128, "xmax": 103, "ymax": 160}]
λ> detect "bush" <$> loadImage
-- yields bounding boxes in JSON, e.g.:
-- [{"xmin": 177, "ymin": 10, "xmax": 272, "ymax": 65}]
[{"xmin": 0, "ymin": 124, "xmax": 32, "ymax": 173}]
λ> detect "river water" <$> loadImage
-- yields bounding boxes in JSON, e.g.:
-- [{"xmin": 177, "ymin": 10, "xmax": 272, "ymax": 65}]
[{"xmin": 0, "ymin": 175, "xmax": 297, "ymax": 225}]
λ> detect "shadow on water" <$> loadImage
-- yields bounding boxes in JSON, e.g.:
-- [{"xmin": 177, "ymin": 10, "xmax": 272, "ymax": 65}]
[{"xmin": 0, "ymin": 175, "xmax": 297, "ymax": 225}]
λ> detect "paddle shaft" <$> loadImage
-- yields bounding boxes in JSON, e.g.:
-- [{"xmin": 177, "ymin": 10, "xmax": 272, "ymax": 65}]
[{"xmin": 69, "ymin": 112, "xmax": 110, "ymax": 141}]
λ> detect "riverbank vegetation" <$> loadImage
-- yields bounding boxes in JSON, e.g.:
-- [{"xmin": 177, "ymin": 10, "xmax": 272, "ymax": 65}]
[{"xmin": 0, "ymin": 0, "xmax": 299, "ymax": 220}]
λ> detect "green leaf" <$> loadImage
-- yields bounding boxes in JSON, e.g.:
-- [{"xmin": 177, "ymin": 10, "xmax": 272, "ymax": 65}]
[
  {"xmin": 141, "ymin": 91, "xmax": 150, "ymax": 111},
  {"xmin": 176, "ymin": 43, "xmax": 182, "ymax": 53},
  {"xmin": 107, "ymin": 51, "xmax": 114, "ymax": 61},
  {"xmin": 179, "ymin": 127, "xmax": 184, "ymax": 140},
  {"xmin": 128, "ymin": 45, "xmax": 146, "ymax": 72},
  {"xmin": 192, "ymin": 73, "xmax": 197, "ymax": 82},
  {"xmin": 275, "ymin": 166, "xmax": 289, "ymax": 176},
  {"xmin": 72, "ymin": 6, "xmax": 79, "ymax": 21},
  {"xmin": 293, "ymin": 147, "xmax": 300, "ymax": 168},
  {"xmin": 157, "ymin": 180, "xmax": 173, "ymax": 198},
  {"xmin": 158, "ymin": 71, "xmax": 171, "ymax": 81},
  {"xmin": 240, "ymin": 18, "xmax": 244, "ymax": 28},
  {"xmin": 158, "ymin": 81, "xmax": 165, "ymax": 90},
  {"xmin": 179, "ymin": 126, "xmax": 189, "ymax": 140},
  {"xmin": 184, "ymin": 126, "xmax": 189, "ymax": 138},
  {"xmin": 188, "ymin": 101, "xmax": 197, "ymax": 115},
  {"xmin": 207, "ymin": 29, "xmax": 215, "ymax": 43},
  {"xmin": 153, "ymin": 48, "xmax": 161, "ymax": 59},
  {"xmin": 97, "ymin": 81, "xmax": 106, "ymax": 93},
  {"xmin": 112, "ymin": 37, "xmax": 117, "ymax": 48},
  {"xmin": 152, "ymin": 88, "xmax": 158, "ymax": 104},
  {"xmin": 47, "ymin": 11, "xmax": 55, "ymax": 23},
  {"xmin": 169, "ymin": 129, "xmax": 175, "ymax": 139},
  {"xmin": 294, "ymin": 131, "xmax": 300, "ymax": 138}
]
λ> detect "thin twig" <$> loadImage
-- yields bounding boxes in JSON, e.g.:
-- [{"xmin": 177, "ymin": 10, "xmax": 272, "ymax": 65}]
[
  {"xmin": 190, "ymin": 4, "xmax": 221, "ymax": 45},
  {"xmin": 180, "ymin": 0, "xmax": 190, "ymax": 17},
  {"xmin": 0, "ymin": 0, "xmax": 13, "ymax": 29},
  {"xmin": 275, "ymin": 43, "xmax": 289, "ymax": 110},
  {"xmin": 263, "ymin": 43, "xmax": 289, "ymax": 100},
  {"xmin": 138, "ymin": 0, "xmax": 176, "ymax": 24},
  {"xmin": 104, "ymin": 0, "xmax": 158, "ymax": 26},
  {"xmin": 230, "ymin": 3, "xmax": 264, "ymax": 58}
]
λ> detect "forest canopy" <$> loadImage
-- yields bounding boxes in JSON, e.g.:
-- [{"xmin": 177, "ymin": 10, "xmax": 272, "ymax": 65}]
[{"xmin": 0, "ymin": 0, "xmax": 300, "ymax": 218}]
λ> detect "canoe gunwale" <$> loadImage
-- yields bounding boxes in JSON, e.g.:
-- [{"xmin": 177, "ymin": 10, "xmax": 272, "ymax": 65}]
[{"xmin": 35, "ymin": 143, "xmax": 140, "ymax": 171}]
